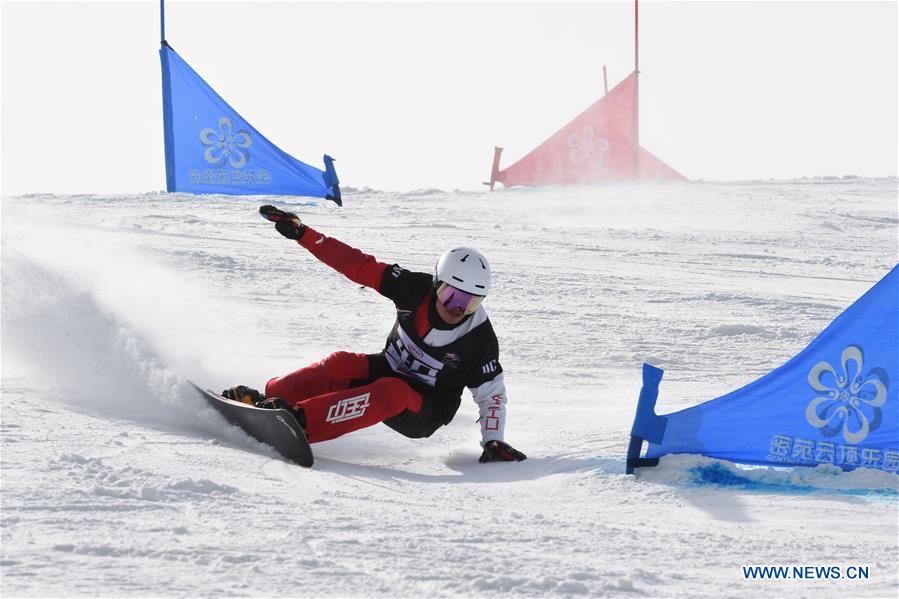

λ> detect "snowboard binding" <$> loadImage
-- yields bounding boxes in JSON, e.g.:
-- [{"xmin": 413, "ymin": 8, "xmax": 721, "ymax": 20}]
[{"xmin": 221, "ymin": 385, "xmax": 262, "ymax": 406}]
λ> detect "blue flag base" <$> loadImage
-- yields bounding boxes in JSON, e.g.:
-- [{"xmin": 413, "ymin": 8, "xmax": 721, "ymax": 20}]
[{"xmin": 626, "ymin": 363, "xmax": 668, "ymax": 474}]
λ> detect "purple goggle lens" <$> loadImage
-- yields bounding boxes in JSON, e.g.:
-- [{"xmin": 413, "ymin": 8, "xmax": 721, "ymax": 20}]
[{"xmin": 436, "ymin": 283, "xmax": 484, "ymax": 315}]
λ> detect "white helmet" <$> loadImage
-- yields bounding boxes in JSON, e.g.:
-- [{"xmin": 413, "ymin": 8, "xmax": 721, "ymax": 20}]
[{"xmin": 434, "ymin": 247, "xmax": 491, "ymax": 296}]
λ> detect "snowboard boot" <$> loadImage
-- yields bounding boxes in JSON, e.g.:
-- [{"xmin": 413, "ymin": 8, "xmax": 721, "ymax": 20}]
[
  {"xmin": 256, "ymin": 396, "xmax": 309, "ymax": 434},
  {"xmin": 221, "ymin": 385, "xmax": 262, "ymax": 406}
]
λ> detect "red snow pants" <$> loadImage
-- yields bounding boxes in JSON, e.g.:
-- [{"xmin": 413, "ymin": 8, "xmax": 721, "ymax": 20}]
[{"xmin": 265, "ymin": 351, "xmax": 423, "ymax": 443}]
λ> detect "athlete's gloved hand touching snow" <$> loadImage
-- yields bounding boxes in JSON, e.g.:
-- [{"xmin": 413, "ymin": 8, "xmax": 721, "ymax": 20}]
[
  {"xmin": 479, "ymin": 440, "xmax": 527, "ymax": 463},
  {"xmin": 260, "ymin": 205, "xmax": 305, "ymax": 240}
]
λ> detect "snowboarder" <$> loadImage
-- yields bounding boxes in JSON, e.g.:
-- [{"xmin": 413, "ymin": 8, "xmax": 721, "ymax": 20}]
[{"xmin": 223, "ymin": 205, "xmax": 526, "ymax": 464}]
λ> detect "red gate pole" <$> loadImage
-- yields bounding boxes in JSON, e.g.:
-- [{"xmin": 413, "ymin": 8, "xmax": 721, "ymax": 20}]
[{"xmin": 633, "ymin": 0, "xmax": 640, "ymax": 180}]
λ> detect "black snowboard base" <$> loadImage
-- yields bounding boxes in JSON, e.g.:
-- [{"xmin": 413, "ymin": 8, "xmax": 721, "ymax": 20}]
[{"xmin": 193, "ymin": 383, "xmax": 313, "ymax": 467}]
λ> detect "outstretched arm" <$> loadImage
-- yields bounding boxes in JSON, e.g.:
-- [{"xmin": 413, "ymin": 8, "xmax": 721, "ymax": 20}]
[
  {"xmin": 260, "ymin": 205, "xmax": 388, "ymax": 290},
  {"xmin": 298, "ymin": 226, "xmax": 388, "ymax": 289}
]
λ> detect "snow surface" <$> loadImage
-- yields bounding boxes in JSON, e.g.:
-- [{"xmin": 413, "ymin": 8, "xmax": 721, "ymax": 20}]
[{"xmin": 2, "ymin": 180, "xmax": 897, "ymax": 597}]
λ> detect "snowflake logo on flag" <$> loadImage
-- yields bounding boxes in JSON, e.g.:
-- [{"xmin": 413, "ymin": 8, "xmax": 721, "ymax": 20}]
[
  {"xmin": 567, "ymin": 126, "xmax": 610, "ymax": 170},
  {"xmin": 200, "ymin": 117, "xmax": 252, "ymax": 168},
  {"xmin": 805, "ymin": 345, "xmax": 888, "ymax": 444}
]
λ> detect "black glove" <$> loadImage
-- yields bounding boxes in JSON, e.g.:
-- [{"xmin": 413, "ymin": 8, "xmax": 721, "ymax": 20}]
[
  {"xmin": 259, "ymin": 205, "xmax": 306, "ymax": 240},
  {"xmin": 479, "ymin": 440, "xmax": 527, "ymax": 463}
]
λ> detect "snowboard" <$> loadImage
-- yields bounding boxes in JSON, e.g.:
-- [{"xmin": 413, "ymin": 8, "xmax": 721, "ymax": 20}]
[{"xmin": 192, "ymin": 383, "xmax": 313, "ymax": 467}]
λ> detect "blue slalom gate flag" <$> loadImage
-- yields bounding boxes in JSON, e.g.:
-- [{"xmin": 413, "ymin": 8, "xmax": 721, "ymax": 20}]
[
  {"xmin": 628, "ymin": 266, "xmax": 898, "ymax": 474},
  {"xmin": 159, "ymin": 43, "xmax": 340, "ymax": 204}
]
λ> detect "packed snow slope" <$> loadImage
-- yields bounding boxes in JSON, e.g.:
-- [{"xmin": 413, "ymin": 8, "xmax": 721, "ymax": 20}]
[{"xmin": 2, "ymin": 180, "xmax": 897, "ymax": 598}]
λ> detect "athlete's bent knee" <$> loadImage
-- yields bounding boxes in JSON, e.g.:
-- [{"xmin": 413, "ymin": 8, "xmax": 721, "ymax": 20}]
[
  {"xmin": 372, "ymin": 377, "xmax": 422, "ymax": 414},
  {"xmin": 321, "ymin": 351, "xmax": 369, "ymax": 380}
]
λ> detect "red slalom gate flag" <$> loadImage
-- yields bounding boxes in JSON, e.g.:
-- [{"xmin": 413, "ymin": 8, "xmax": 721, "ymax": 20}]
[{"xmin": 490, "ymin": 72, "xmax": 685, "ymax": 188}]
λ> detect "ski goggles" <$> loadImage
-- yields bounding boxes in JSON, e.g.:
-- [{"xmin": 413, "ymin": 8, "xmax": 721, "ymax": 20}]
[{"xmin": 436, "ymin": 282, "xmax": 484, "ymax": 316}]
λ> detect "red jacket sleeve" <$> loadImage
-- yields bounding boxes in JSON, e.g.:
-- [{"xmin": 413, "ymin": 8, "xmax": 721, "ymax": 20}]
[{"xmin": 297, "ymin": 226, "xmax": 389, "ymax": 290}]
